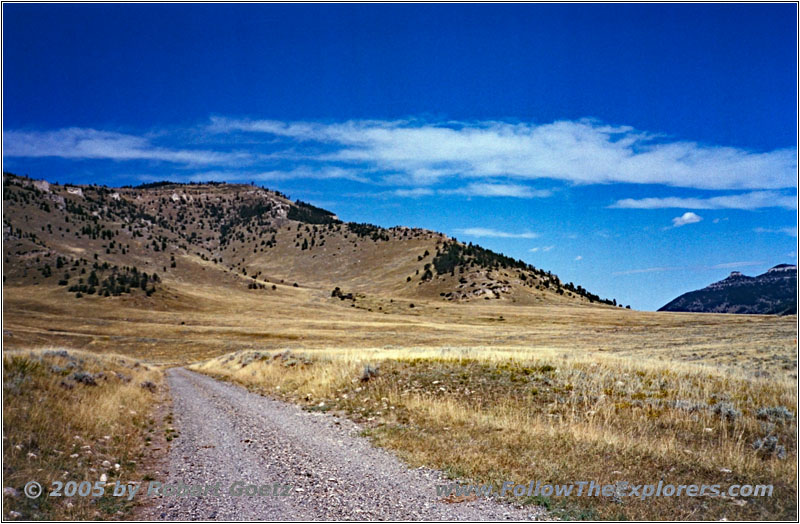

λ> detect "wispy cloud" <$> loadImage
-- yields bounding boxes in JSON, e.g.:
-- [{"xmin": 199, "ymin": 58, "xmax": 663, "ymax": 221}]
[
  {"xmin": 393, "ymin": 188, "xmax": 435, "ymax": 198},
  {"xmin": 614, "ymin": 260, "xmax": 766, "ymax": 276},
  {"xmin": 611, "ymin": 191, "xmax": 797, "ymax": 210},
  {"xmin": 574, "ymin": 255, "xmax": 583, "ymax": 261},
  {"xmin": 208, "ymin": 117, "xmax": 796, "ymax": 190},
  {"xmin": 353, "ymin": 183, "xmax": 550, "ymax": 199},
  {"xmin": 710, "ymin": 261, "xmax": 765, "ymax": 269},
  {"xmin": 442, "ymin": 183, "xmax": 552, "ymax": 198},
  {"xmin": 613, "ymin": 266, "xmax": 679, "ymax": 276},
  {"xmin": 249, "ymin": 167, "xmax": 369, "ymax": 183},
  {"xmin": 3, "ymin": 128, "xmax": 246, "ymax": 165},
  {"xmin": 671, "ymin": 212, "xmax": 702, "ymax": 227},
  {"xmin": 138, "ymin": 167, "xmax": 369, "ymax": 184},
  {"xmin": 754, "ymin": 226, "xmax": 798, "ymax": 237},
  {"xmin": 529, "ymin": 245, "xmax": 555, "ymax": 253},
  {"xmin": 454, "ymin": 227, "xmax": 538, "ymax": 239},
  {"xmin": 8, "ymin": 118, "xmax": 796, "ymax": 196}
]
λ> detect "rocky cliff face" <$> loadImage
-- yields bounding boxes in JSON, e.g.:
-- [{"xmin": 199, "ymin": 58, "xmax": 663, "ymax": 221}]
[{"xmin": 659, "ymin": 265, "xmax": 797, "ymax": 315}]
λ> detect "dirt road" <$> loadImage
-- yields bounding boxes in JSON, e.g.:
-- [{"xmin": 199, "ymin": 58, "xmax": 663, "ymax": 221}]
[{"xmin": 143, "ymin": 368, "xmax": 547, "ymax": 520}]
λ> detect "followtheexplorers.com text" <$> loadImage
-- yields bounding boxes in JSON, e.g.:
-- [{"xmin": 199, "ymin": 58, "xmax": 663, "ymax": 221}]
[{"xmin": 437, "ymin": 480, "xmax": 773, "ymax": 500}]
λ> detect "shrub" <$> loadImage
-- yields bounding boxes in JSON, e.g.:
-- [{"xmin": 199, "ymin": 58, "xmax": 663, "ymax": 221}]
[
  {"xmin": 753, "ymin": 436, "xmax": 787, "ymax": 460},
  {"xmin": 710, "ymin": 401, "xmax": 741, "ymax": 420},
  {"xmin": 71, "ymin": 372, "xmax": 97, "ymax": 386},
  {"xmin": 757, "ymin": 406, "xmax": 794, "ymax": 423},
  {"xmin": 360, "ymin": 364, "xmax": 380, "ymax": 382},
  {"xmin": 671, "ymin": 399, "xmax": 709, "ymax": 413}
]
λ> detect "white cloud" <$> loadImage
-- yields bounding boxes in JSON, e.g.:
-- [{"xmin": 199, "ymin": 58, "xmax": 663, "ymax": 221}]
[
  {"xmin": 529, "ymin": 245, "xmax": 555, "ymax": 253},
  {"xmin": 671, "ymin": 212, "xmax": 702, "ymax": 227},
  {"xmin": 613, "ymin": 261, "xmax": 765, "ymax": 275},
  {"xmin": 710, "ymin": 261, "xmax": 765, "ymax": 269},
  {"xmin": 611, "ymin": 191, "xmax": 797, "ymax": 210},
  {"xmin": 250, "ymin": 167, "xmax": 369, "ymax": 183},
  {"xmin": 393, "ymin": 188, "xmax": 435, "ymax": 198},
  {"xmin": 209, "ymin": 117, "xmax": 796, "ymax": 190},
  {"xmin": 355, "ymin": 183, "xmax": 549, "ymax": 199},
  {"xmin": 10, "ymin": 119, "xmax": 796, "ymax": 197},
  {"xmin": 754, "ymin": 226, "xmax": 798, "ymax": 237},
  {"xmin": 613, "ymin": 266, "xmax": 678, "ymax": 276},
  {"xmin": 138, "ymin": 167, "xmax": 369, "ymax": 184},
  {"xmin": 574, "ymin": 255, "xmax": 583, "ymax": 261},
  {"xmin": 455, "ymin": 227, "xmax": 538, "ymax": 239},
  {"xmin": 443, "ymin": 183, "xmax": 552, "ymax": 198},
  {"xmin": 3, "ymin": 128, "xmax": 245, "ymax": 165}
]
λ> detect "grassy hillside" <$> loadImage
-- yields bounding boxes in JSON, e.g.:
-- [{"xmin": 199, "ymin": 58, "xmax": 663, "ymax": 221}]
[{"xmin": 3, "ymin": 172, "xmax": 618, "ymax": 307}]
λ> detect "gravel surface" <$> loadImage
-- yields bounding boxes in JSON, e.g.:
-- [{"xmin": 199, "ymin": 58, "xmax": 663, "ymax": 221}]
[{"xmin": 144, "ymin": 368, "xmax": 550, "ymax": 521}]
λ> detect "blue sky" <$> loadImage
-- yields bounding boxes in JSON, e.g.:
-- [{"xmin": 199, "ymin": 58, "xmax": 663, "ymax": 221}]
[{"xmin": 3, "ymin": 3, "xmax": 797, "ymax": 310}]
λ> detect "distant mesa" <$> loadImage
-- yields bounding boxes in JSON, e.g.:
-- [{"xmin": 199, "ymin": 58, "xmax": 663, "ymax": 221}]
[{"xmin": 659, "ymin": 265, "xmax": 797, "ymax": 315}]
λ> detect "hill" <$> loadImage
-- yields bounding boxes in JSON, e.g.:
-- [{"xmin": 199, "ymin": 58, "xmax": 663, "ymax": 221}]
[
  {"xmin": 2, "ymin": 172, "xmax": 620, "ymax": 308},
  {"xmin": 659, "ymin": 264, "xmax": 797, "ymax": 315}
]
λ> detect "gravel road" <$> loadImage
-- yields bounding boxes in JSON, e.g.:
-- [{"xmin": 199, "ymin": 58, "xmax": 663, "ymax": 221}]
[{"xmin": 144, "ymin": 368, "xmax": 549, "ymax": 521}]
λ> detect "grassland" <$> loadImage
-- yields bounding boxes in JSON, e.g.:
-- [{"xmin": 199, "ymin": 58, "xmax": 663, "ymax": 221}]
[
  {"xmin": 4, "ymin": 282, "xmax": 796, "ymax": 375},
  {"xmin": 2, "ymin": 349, "xmax": 166, "ymax": 520},
  {"xmin": 3, "ymin": 281, "xmax": 796, "ymax": 520},
  {"xmin": 193, "ymin": 347, "xmax": 796, "ymax": 520}
]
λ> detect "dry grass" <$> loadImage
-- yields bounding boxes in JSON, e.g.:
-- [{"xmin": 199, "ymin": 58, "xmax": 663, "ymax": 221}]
[
  {"xmin": 3, "ymin": 283, "xmax": 796, "ymax": 378},
  {"xmin": 3, "ymin": 279, "xmax": 796, "ymax": 520},
  {"xmin": 2, "ymin": 349, "xmax": 165, "ymax": 520},
  {"xmin": 193, "ymin": 348, "xmax": 797, "ymax": 521}
]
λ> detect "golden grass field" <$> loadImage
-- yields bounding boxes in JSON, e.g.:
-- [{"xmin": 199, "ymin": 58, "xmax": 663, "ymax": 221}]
[
  {"xmin": 4, "ymin": 282, "xmax": 796, "ymax": 373},
  {"xmin": 2, "ymin": 349, "xmax": 166, "ymax": 520},
  {"xmin": 193, "ymin": 347, "xmax": 796, "ymax": 521},
  {"xmin": 3, "ymin": 281, "xmax": 797, "ymax": 520}
]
